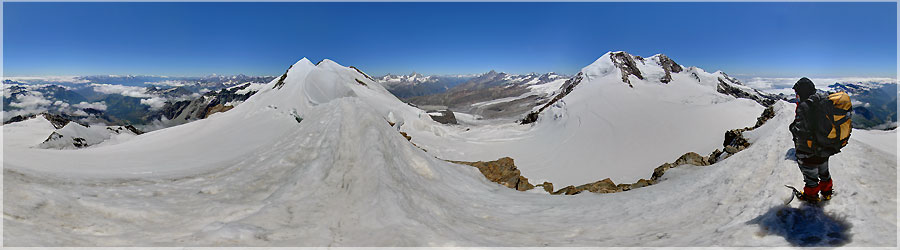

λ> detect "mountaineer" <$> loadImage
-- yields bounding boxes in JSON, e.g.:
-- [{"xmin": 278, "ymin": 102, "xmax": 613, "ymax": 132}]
[{"xmin": 789, "ymin": 77, "xmax": 852, "ymax": 203}]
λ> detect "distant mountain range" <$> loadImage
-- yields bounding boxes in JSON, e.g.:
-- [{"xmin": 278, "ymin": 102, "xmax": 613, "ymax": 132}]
[
  {"xmin": 4, "ymin": 53, "xmax": 896, "ymax": 246},
  {"xmin": 394, "ymin": 71, "xmax": 568, "ymax": 120},
  {"xmin": 375, "ymin": 73, "xmax": 474, "ymax": 99},
  {"xmin": 828, "ymin": 81, "xmax": 898, "ymax": 129},
  {"xmin": 3, "ymin": 75, "xmax": 275, "ymax": 131},
  {"xmin": 5, "ymin": 69, "xmax": 895, "ymax": 131}
]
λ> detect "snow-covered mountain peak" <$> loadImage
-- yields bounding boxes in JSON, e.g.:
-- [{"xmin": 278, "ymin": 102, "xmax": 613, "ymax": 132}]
[
  {"xmin": 293, "ymin": 57, "xmax": 315, "ymax": 69},
  {"xmin": 581, "ymin": 51, "xmax": 619, "ymax": 78},
  {"xmin": 828, "ymin": 80, "xmax": 895, "ymax": 93},
  {"xmin": 314, "ymin": 58, "xmax": 343, "ymax": 68},
  {"xmin": 375, "ymin": 71, "xmax": 437, "ymax": 87},
  {"xmin": 236, "ymin": 57, "xmax": 433, "ymax": 133},
  {"xmin": 523, "ymin": 51, "xmax": 781, "ymax": 124},
  {"xmin": 580, "ymin": 51, "xmax": 688, "ymax": 86}
]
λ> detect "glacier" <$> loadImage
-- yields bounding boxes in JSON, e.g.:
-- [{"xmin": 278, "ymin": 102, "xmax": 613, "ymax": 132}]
[{"xmin": 2, "ymin": 54, "xmax": 896, "ymax": 246}]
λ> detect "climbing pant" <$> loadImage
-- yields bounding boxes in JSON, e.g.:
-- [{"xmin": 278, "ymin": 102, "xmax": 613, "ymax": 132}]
[{"xmin": 798, "ymin": 158, "xmax": 830, "ymax": 188}]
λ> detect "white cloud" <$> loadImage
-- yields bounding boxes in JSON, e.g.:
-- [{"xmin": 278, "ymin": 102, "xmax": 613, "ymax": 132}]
[
  {"xmin": 147, "ymin": 80, "xmax": 188, "ymax": 87},
  {"xmin": 871, "ymin": 122, "xmax": 898, "ymax": 130},
  {"xmin": 3, "ymin": 91, "xmax": 54, "ymax": 121},
  {"xmin": 9, "ymin": 92, "xmax": 52, "ymax": 109},
  {"xmin": 4, "ymin": 76, "xmax": 90, "ymax": 84},
  {"xmin": 140, "ymin": 97, "xmax": 168, "ymax": 110},
  {"xmin": 73, "ymin": 110, "xmax": 90, "ymax": 116},
  {"xmin": 744, "ymin": 77, "xmax": 777, "ymax": 90},
  {"xmin": 53, "ymin": 100, "xmax": 70, "ymax": 108},
  {"xmin": 73, "ymin": 101, "xmax": 108, "ymax": 111},
  {"xmin": 737, "ymin": 77, "xmax": 898, "ymax": 95},
  {"xmin": 850, "ymin": 99, "xmax": 873, "ymax": 108},
  {"xmin": 91, "ymin": 83, "xmax": 153, "ymax": 98}
]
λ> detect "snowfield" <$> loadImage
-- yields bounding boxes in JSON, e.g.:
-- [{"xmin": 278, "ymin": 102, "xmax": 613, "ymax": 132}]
[
  {"xmin": 408, "ymin": 52, "xmax": 765, "ymax": 186},
  {"xmin": 2, "ymin": 55, "xmax": 896, "ymax": 246}
]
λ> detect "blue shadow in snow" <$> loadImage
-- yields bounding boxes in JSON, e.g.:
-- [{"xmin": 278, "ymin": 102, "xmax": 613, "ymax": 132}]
[{"xmin": 748, "ymin": 203, "xmax": 852, "ymax": 247}]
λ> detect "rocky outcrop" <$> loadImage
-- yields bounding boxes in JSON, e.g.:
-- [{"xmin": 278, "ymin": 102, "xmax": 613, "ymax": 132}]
[
  {"xmin": 349, "ymin": 66, "xmax": 375, "ymax": 81},
  {"xmin": 42, "ymin": 132, "xmax": 87, "ymax": 148},
  {"xmin": 575, "ymin": 178, "xmax": 619, "ymax": 193},
  {"xmin": 146, "ymin": 86, "xmax": 193, "ymax": 98},
  {"xmin": 537, "ymin": 182, "xmax": 554, "ymax": 193},
  {"xmin": 675, "ymin": 152, "xmax": 710, "ymax": 166},
  {"xmin": 610, "ymin": 51, "xmax": 644, "ymax": 87},
  {"xmin": 450, "ymin": 156, "xmax": 663, "ymax": 195},
  {"xmin": 651, "ymin": 105, "xmax": 776, "ymax": 182},
  {"xmin": 427, "ymin": 110, "xmax": 458, "ymax": 125},
  {"xmin": 520, "ymin": 72, "xmax": 584, "ymax": 124},
  {"xmin": 552, "ymin": 185, "xmax": 580, "ymax": 195},
  {"xmin": 453, "ymin": 105, "xmax": 779, "ymax": 196},
  {"xmin": 657, "ymin": 54, "xmax": 683, "ymax": 84},
  {"xmin": 3, "ymin": 114, "xmax": 37, "ymax": 125},
  {"xmin": 106, "ymin": 125, "xmax": 145, "ymax": 135},
  {"xmin": 545, "ymin": 177, "xmax": 657, "ymax": 195},
  {"xmin": 43, "ymin": 113, "xmax": 80, "ymax": 129},
  {"xmin": 400, "ymin": 132, "xmax": 412, "ymax": 141},
  {"xmin": 273, "ymin": 65, "xmax": 292, "ymax": 90},
  {"xmin": 716, "ymin": 76, "xmax": 780, "ymax": 106},
  {"xmin": 451, "ymin": 157, "xmax": 535, "ymax": 191},
  {"xmin": 651, "ymin": 151, "xmax": 712, "ymax": 182},
  {"xmin": 204, "ymin": 104, "xmax": 234, "ymax": 119},
  {"xmin": 149, "ymin": 82, "xmax": 259, "ymax": 124},
  {"xmin": 520, "ymin": 53, "xmax": 684, "ymax": 124},
  {"xmin": 2, "ymin": 113, "xmax": 90, "ymax": 129},
  {"xmin": 631, "ymin": 179, "xmax": 653, "ymax": 189}
]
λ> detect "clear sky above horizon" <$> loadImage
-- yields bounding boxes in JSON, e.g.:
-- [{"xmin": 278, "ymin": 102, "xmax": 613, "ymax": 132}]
[{"xmin": 3, "ymin": 2, "xmax": 897, "ymax": 78}]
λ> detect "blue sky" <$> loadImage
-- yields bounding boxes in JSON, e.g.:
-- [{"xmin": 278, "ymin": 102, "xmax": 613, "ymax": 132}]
[{"xmin": 3, "ymin": 2, "xmax": 897, "ymax": 77}]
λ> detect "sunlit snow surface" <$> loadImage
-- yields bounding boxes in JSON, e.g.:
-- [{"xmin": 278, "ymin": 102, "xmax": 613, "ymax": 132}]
[
  {"xmin": 3, "ymin": 56, "xmax": 896, "ymax": 246},
  {"xmin": 410, "ymin": 53, "xmax": 765, "ymax": 186}
]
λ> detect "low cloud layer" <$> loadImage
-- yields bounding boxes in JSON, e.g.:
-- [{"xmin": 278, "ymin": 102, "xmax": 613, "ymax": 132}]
[
  {"xmin": 3, "ymin": 83, "xmax": 112, "ymax": 122},
  {"xmin": 73, "ymin": 101, "xmax": 108, "ymax": 111},
  {"xmin": 147, "ymin": 80, "xmax": 188, "ymax": 87},
  {"xmin": 4, "ymin": 76, "xmax": 90, "ymax": 85},
  {"xmin": 140, "ymin": 97, "xmax": 168, "ymax": 110},
  {"xmin": 90, "ymin": 83, "xmax": 153, "ymax": 98},
  {"xmin": 738, "ymin": 77, "xmax": 897, "ymax": 95}
]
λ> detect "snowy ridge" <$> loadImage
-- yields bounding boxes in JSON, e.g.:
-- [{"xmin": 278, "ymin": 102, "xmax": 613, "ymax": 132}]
[
  {"xmin": 525, "ymin": 51, "xmax": 779, "ymax": 124},
  {"xmin": 828, "ymin": 80, "xmax": 896, "ymax": 93},
  {"xmin": 3, "ymin": 57, "xmax": 896, "ymax": 246},
  {"xmin": 376, "ymin": 72, "xmax": 436, "ymax": 87},
  {"xmin": 38, "ymin": 121, "xmax": 140, "ymax": 149},
  {"xmin": 3, "ymin": 114, "xmax": 141, "ymax": 150}
]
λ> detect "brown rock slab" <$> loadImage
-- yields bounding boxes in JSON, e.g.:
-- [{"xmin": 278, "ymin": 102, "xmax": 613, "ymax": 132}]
[
  {"xmin": 537, "ymin": 182, "xmax": 554, "ymax": 193},
  {"xmin": 578, "ymin": 178, "xmax": 618, "ymax": 193},
  {"xmin": 631, "ymin": 179, "xmax": 654, "ymax": 189}
]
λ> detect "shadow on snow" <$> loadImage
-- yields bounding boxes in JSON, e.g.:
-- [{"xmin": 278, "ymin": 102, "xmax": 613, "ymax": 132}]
[{"xmin": 748, "ymin": 203, "xmax": 852, "ymax": 247}]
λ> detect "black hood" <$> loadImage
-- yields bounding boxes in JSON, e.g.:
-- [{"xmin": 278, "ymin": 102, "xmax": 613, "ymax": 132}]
[{"xmin": 792, "ymin": 77, "xmax": 816, "ymax": 100}]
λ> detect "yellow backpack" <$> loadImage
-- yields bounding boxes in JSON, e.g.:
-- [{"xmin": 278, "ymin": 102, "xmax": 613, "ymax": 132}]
[{"xmin": 819, "ymin": 92, "xmax": 852, "ymax": 153}]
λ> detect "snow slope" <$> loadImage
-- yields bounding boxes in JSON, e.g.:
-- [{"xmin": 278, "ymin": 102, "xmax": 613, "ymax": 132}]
[
  {"xmin": 409, "ymin": 52, "xmax": 765, "ymax": 186},
  {"xmin": 3, "ymin": 58, "xmax": 896, "ymax": 246},
  {"xmin": 1, "ymin": 115, "xmax": 140, "ymax": 150}
]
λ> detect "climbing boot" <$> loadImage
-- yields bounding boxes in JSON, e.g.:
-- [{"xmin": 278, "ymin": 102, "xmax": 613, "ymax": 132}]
[
  {"xmin": 800, "ymin": 185, "xmax": 820, "ymax": 203},
  {"xmin": 819, "ymin": 179, "xmax": 833, "ymax": 201}
]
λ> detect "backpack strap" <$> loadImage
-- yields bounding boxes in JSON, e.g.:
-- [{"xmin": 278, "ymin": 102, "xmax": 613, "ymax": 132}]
[{"xmin": 805, "ymin": 97, "xmax": 821, "ymax": 155}]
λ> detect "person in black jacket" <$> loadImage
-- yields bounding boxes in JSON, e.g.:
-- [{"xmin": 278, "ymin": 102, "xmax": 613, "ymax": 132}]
[{"xmin": 789, "ymin": 77, "xmax": 833, "ymax": 203}]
